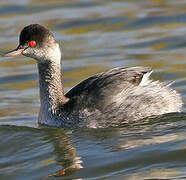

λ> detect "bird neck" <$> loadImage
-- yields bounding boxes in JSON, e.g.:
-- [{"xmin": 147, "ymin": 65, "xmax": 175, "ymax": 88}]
[{"xmin": 37, "ymin": 59, "xmax": 69, "ymax": 115}]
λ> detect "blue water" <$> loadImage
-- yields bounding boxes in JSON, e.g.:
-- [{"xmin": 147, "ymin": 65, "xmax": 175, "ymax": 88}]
[{"xmin": 0, "ymin": 0, "xmax": 186, "ymax": 179}]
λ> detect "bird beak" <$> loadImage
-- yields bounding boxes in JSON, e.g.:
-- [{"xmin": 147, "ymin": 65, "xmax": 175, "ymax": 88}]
[{"xmin": 1, "ymin": 46, "xmax": 24, "ymax": 57}]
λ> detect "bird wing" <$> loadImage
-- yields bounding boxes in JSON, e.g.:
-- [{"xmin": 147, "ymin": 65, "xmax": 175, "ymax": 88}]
[
  {"xmin": 63, "ymin": 66, "xmax": 152, "ymax": 126},
  {"xmin": 65, "ymin": 66, "xmax": 152, "ymax": 100}
]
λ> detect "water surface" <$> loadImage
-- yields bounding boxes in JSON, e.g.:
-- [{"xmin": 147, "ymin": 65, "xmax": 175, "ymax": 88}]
[{"xmin": 0, "ymin": 0, "xmax": 186, "ymax": 179}]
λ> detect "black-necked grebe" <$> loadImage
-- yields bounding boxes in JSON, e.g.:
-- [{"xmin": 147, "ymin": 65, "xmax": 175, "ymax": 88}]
[{"xmin": 2, "ymin": 24, "xmax": 183, "ymax": 128}]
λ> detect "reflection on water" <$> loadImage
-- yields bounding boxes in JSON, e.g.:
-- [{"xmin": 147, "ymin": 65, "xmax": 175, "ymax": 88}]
[
  {"xmin": 0, "ymin": 0, "xmax": 186, "ymax": 179},
  {"xmin": 0, "ymin": 114, "xmax": 186, "ymax": 179},
  {"xmin": 45, "ymin": 128, "xmax": 83, "ymax": 177}
]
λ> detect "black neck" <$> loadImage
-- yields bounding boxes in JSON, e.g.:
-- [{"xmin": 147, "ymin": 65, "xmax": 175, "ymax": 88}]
[{"xmin": 38, "ymin": 61, "xmax": 69, "ymax": 113}]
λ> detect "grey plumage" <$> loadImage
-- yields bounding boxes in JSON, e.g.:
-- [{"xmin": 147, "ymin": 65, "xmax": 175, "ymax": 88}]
[
  {"xmin": 2, "ymin": 24, "xmax": 183, "ymax": 128},
  {"xmin": 63, "ymin": 66, "xmax": 182, "ymax": 128}
]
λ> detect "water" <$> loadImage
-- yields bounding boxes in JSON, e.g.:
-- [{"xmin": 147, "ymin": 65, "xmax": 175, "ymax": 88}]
[{"xmin": 0, "ymin": 0, "xmax": 186, "ymax": 179}]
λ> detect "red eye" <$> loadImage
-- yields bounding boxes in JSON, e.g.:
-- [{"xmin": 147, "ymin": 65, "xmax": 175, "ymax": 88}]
[{"xmin": 29, "ymin": 40, "xmax": 37, "ymax": 47}]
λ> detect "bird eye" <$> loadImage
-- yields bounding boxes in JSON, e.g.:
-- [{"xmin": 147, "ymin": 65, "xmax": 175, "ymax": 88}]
[{"xmin": 29, "ymin": 40, "xmax": 37, "ymax": 47}]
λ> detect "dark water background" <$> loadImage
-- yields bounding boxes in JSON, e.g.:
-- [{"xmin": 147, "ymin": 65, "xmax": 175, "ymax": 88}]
[{"xmin": 0, "ymin": 0, "xmax": 186, "ymax": 179}]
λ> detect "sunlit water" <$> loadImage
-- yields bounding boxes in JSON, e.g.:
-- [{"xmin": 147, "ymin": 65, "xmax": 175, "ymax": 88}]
[{"xmin": 0, "ymin": 0, "xmax": 186, "ymax": 179}]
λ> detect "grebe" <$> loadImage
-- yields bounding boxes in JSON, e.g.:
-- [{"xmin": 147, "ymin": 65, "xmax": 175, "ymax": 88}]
[{"xmin": 2, "ymin": 24, "xmax": 183, "ymax": 128}]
